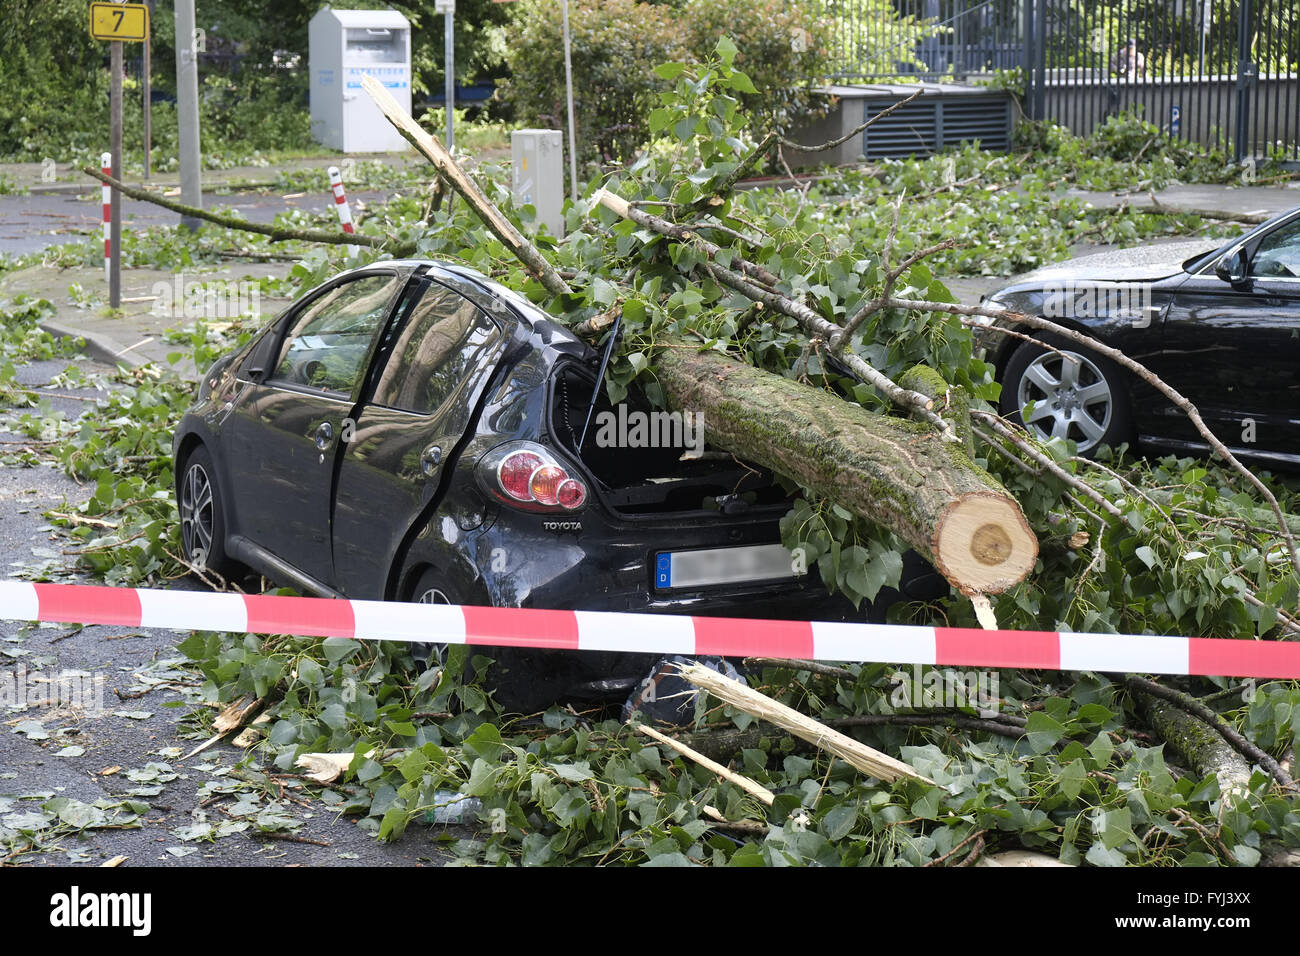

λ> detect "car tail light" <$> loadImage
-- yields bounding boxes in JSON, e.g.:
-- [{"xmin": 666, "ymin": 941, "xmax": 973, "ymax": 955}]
[
  {"xmin": 555, "ymin": 478, "xmax": 586, "ymax": 510},
  {"xmin": 478, "ymin": 442, "xmax": 589, "ymax": 513},
  {"xmin": 498, "ymin": 450, "xmax": 544, "ymax": 502},
  {"xmin": 528, "ymin": 464, "xmax": 568, "ymax": 505}
]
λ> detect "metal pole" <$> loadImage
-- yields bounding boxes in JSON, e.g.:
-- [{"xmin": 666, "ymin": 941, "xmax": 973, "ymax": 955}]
[
  {"xmin": 175, "ymin": 0, "xmax": 202, "ymax": 232},
  {"xmin": 1199, "ymin": 0, "xmax": 1207, "ymax": 77},
  {"xmin": 561, "ymin": 0, "xmax": 578, "ymax": 198},
  {"xmin": 143, "ymin": 0, "xmax": 153, "ymax": 179},
  {"xmin": 445, "ymin": 11, "xmax": 455, "ymax": 150},
  {"xmin": 1022, "ymin": 0, "xmax": 1036, "ymax": 120},
  {"xmin": 1234, "ymin": 0, "xmax": 1255, "ymax": 164},
  {"xmin": 110, "ymin": 40, "xmax": 123, "ymax": 310},
  {"xmin": 1033, "ymin": 0, "xmax": 1047, "ymax": 122}
]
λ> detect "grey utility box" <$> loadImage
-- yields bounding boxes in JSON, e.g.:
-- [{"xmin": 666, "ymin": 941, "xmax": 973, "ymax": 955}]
[
  {"xmin": 512, "ymin": 129, "xmax": 565, "ymax": 237},
  {"xmin": 309, "ymin": 7, "xmax": 412, "ymax": 152}
]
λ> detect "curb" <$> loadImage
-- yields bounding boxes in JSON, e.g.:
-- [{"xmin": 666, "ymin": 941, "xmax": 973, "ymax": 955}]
[
  {"xmin": 27, "ymin": 183, "xmax": 100, "ymax": 196},
  {"xmin": 26, "ymin": 178, "xmax": 295, "ymax": 198},
  {"xmin": 39, "ymin": 317, "xmax": 147, "ymax": 370}
]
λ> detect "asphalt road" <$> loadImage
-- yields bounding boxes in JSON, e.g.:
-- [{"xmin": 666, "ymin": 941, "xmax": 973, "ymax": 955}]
[
  {"xmin": 0, "ymin": 356, "xmax": 459, "ymax": 866},
  {"xmin": 0, "ymin": 187, "xmax": 393, "ymax": 257}
]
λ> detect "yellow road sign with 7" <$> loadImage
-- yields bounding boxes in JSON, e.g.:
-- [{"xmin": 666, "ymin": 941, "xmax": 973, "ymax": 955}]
[{"xmin": 90, "ymin": 2, "xmax": 150, "ymax": 42}]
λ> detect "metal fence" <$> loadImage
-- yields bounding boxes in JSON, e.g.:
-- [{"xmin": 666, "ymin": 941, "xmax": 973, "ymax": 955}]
[
  {"xmin": 824, "ymin": 0, "xmax": 1300, "ymax": 161},
  {"xmin": 1023, "ymin": 0, "xmax": 1300, "ymax": 162},
  {"xmin": 825, "ymin": 0, "xmax": 1024, "ymax": 80}
]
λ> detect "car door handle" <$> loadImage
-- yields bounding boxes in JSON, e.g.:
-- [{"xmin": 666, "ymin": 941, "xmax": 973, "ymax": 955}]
[
  {"xmin": 314, "ymin": 422, "xmax": 335, "ymax": 451},
  {"xmin": 420, "ymin": 444, "xmax": 442, "ymax": 477}
]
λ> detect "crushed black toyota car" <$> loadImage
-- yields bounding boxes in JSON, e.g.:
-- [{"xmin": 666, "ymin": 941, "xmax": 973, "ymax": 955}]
[{"xmin": 174, "ymin": 261, "xmax": 944, "ymax": 710}]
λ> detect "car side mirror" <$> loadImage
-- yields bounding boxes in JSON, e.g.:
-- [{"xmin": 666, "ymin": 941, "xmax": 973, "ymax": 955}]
[{"xmin": 1215, "ymin": 248, "xmax": 1250, "ymax": 285}]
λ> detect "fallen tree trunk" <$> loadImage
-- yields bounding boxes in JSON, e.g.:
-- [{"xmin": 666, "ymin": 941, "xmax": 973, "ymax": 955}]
[
  {"xmin": 355, "ymin": 78, "xmax": 1037, "ymax": 595},
  {"xmin": 654, "ymin": 341, "xmax": 1038, "ymax": 594}
]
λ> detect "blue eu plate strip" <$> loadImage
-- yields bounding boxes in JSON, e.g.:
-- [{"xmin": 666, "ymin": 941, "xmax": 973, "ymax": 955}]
[{"xmin": 655, "ymin": 553, "xmax": 671, "ymax": 589}]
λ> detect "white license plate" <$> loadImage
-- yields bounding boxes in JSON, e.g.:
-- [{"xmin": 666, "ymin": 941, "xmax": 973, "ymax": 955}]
[{"xmin": 653, "ymin": 544, "xmax": 797, "ymax": 590}]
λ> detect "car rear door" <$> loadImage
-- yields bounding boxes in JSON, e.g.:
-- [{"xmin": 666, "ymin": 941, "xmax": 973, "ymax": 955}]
[
  {"xmin": 332, "ymin": 276, "xmax": 505, "ymax": 597},
  {"xmin": 223, "ymin": 271, "xmax": 406, "ymax": 588}
]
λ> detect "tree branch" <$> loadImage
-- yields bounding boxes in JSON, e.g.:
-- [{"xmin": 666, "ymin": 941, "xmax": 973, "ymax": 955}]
[
  {"xmin": 1126, "ymin": 675, "xmax": 1292, "ymax": 788},
  {"xmin": 81, "ymin": 166, "xmax": 386, "ymax": 249},
  {"xmin": 971, "ymin": 410, "xmax": 1123, "ymax": 519},
  {"xmin": 359, "ymin": 73, "xmax": 573, "ymax": 297}
]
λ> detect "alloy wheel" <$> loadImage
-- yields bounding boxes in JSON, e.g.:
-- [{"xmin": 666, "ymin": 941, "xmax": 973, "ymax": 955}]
[
  {"xmin": 1016, "ymin": 350, "xmax": 1114, "ymax": 453},
  {"xmin": 179, "ymin": 462, "xmax": 215, "ymax": 569},
  {"xmin": 417, "ymin": 586, "xmax": 452, "ymax": 605}
]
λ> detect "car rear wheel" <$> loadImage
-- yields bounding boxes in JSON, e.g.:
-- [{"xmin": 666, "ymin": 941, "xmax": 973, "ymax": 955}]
[
  {"xmin": 1000, "ymin": 333, "xmax": 1133, "ymax": 456},
  {"xmin": 178, "ymin": 445, "xmax": 241, "ymax": 578},
  {"xmin": 410, "ymin": 568, "xmax": 454, "ymax": 668}
]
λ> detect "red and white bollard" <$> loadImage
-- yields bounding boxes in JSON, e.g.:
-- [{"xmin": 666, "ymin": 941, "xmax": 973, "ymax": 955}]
[
  {"xmin": 101, "ymin": 151, "xmax": 112, "ymax": 283},
  {"xmin": 327, "ymin": 166, "xmax": 358, "ymax": 258}
]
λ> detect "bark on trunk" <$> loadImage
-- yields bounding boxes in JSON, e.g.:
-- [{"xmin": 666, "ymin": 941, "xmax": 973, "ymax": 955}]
[
  {"xmin": 653, "ymin": 341, "xmax": 1038, "ymax": 594},
  {"xmin": 1133, "ymin": 690, "xmax": 1253, "ymax": 797}
]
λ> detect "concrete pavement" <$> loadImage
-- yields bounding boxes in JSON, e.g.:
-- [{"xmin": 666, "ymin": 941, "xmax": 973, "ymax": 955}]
[
  {"xmin": 1060, "ymin": 180, "xmax": 1300, "ymax": 218},
  {"xmin": 0, "ymin": 263, "xmax": 295, "ymax": 375}
]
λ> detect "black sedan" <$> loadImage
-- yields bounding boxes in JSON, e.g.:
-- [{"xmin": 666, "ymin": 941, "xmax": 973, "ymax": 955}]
[
  {"xmin": 173, "ymin": 261, "xmax": 943, "ymax": 708},
  {"xmin": 975, "ymin": 205, "xmax": 1300, "ymax": 465}
]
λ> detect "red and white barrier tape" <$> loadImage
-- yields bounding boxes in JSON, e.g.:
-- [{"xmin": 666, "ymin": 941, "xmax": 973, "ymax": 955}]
[
  {"xmin": 2, "ymin": 581, "xmax": 1298, "ymax": 679},
  {"xmin": 101, "ymin": 151, "xmax": 112, "ymax": 284},
  {"xmin": 327, "ymin": 165, "xmax": 358, "ymax": 259}
]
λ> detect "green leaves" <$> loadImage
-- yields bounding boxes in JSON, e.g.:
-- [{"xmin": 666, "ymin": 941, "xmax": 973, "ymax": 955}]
[
  {"xmin": 779, "ymin": 498, "xmax": 905, "ymax": 608},
  {"xmin": 1025, "ymin": 712, "xmax": 1066, "ymax": 754},
  {"xmin": 653, "ymin": 62, "xmax": 688, "ymax": 82},
  {"xmin": 727, "ymin": 70, "xmax": 758, "ymax": 94},
  {"xmin": 163, "ymin": 613, "xmax": 1300, "ymax": 868},
  {"xmin": 820, "ymin": 802, "xmax": 859, "ymax": 841},
  {"xmin": 714, "ymin": 35, "xmax": 739, "ymax": 68},
  {"xmin": 322, "ymin": 638, "xmax": 361, "ymax": 665}
]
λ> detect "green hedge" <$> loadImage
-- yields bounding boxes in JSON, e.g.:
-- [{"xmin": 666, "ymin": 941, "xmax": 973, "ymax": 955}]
[
  {"xmin": 501, "ymin": 0, "xmax": 831, "ymax": 166},
  {"xmin": 683, "ymin": 0, "xmax": 832, "ymax": 139}
]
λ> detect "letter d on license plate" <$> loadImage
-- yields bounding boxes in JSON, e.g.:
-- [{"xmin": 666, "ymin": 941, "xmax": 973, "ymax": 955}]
[{"xmin": 654, "ymin": 544, "xmax": 796, "ymax": 590}]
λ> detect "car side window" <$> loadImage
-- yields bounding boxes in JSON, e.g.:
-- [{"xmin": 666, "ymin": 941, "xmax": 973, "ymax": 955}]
[
  {"xmin": 370, "ymin": 283, "xmax": 498, "ymax": 415},
  {"xmin": 270, "ymin": 274, "xmax": 401, "ymax": 396},
  {"xmin": 1250, "ymin": 220, "xmax": 1300, "ymax": 279}
]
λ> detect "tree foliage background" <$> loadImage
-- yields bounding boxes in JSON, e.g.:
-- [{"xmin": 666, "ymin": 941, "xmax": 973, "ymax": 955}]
[{"xmin": 0, "ymin": 0, "xmax": 515, "ymax": 162}]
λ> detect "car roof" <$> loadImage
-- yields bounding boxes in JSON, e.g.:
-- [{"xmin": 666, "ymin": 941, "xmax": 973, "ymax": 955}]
[
  {"xmin": 329, "ymin": 258, "xmax": 529, "ymax": 316},
  {"xmin": 330, "ymin": 258, "xmax": 593, "ymax": 361}
]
